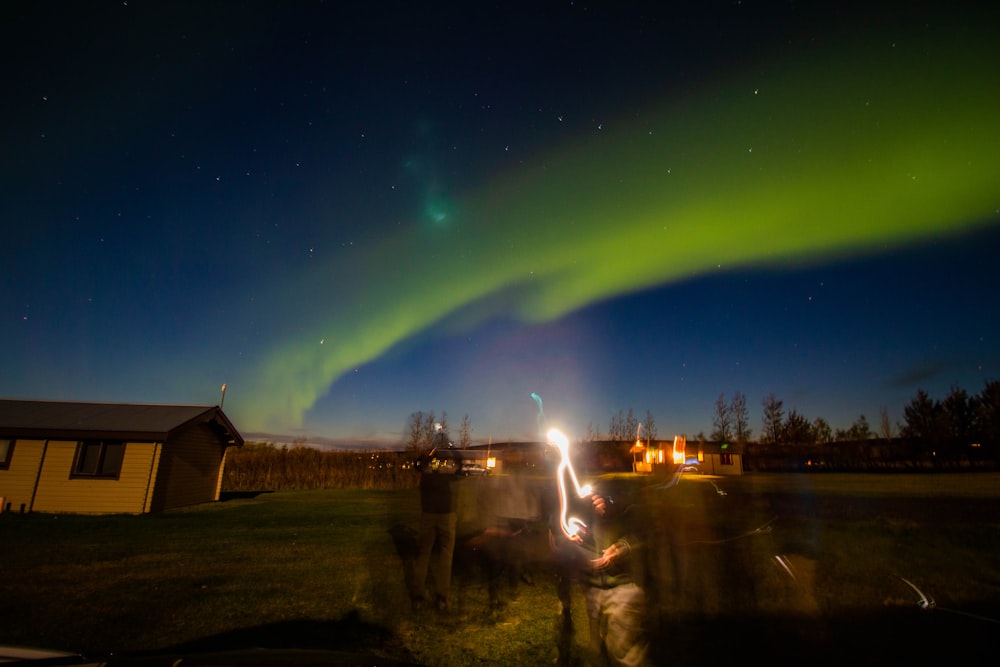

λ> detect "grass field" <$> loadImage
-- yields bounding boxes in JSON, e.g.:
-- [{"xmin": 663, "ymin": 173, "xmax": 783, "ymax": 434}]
[{"xmin": 2, "ymin": 473, "xmax": 999, "ymax": 666}]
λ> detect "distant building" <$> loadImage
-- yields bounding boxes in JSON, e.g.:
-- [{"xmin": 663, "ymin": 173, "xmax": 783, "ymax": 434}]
[
  {"xmin": 446, "ymin": 436, "xmax": 744, "ymax": 477},
  {"xmin": 0, "ymin": 399, "xmax": 243, "ymax": 514},
  {"xmin": 631, "ymin": 435, "xmax": 744, "ymax": 476}
]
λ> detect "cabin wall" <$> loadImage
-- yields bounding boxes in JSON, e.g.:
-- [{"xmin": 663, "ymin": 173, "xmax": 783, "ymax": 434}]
[
  {"xmin": 0, "ymin": 439, "xmax": 46, "ymax": 512},
  {"xmin": 703, "ymin": 453, "xmax": 744, "ymax": 475},
  {"xmin": 31, "ymin": 440, "xmax": 158, "ymax": 514},
  {"xmin": 151, "ymin": 422, "xmax": 227, "ymax": 512}
]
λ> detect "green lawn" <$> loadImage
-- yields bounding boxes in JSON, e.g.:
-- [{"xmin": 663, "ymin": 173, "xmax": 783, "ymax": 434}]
[{"xmin": 2, "ymin": 473, "xmax": 999, "ymax": 666}]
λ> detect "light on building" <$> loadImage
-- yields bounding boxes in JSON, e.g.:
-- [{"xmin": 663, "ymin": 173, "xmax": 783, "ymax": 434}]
[{"xmin": 672, "ymin": 435, "xmax": 686, "ymax": 465}]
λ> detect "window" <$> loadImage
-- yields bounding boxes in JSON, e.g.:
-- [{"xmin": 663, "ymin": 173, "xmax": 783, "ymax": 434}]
[
  {"xmin": 720, "ymin": 452, "xmax": 734, "ymax": 466},
  {"xmin": 0, "ymin": 439, "xmax": 13, "ymax": 469},
  {"xmin": 73, "ymin": 440, "xmax": 125, "ymax": 478}
]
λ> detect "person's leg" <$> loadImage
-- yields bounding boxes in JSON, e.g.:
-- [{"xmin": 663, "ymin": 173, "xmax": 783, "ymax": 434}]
[
  {"xmin": 602, "ymin": 582, "xmax": 649, "ymax": 667},
  {"xmin": 412, "ymin": 513, "xmax": 436, "ymax": 606},
  {"xmin": 583, "ymin": 585, "xmax": 607, "ymax": 665},
  {"xmin": 557, "ymin": 570, "xmax": 572, "ymax": 613},
  {"xmin": 432, "ymin": 513, "xmax": 457, "ymax": 608}
]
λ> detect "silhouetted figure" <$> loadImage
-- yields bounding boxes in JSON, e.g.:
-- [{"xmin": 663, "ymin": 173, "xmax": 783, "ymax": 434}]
[{"xmin": 411, "ymin": 454, "xmax": 461, "ymax": 612}]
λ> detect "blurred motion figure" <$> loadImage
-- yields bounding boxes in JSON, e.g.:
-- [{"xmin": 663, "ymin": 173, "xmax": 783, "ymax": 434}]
[
  {"xmin": 411, "ymin": 452, "xmax": 461, "ymax": 612},
  {"xmin": 577, "ymin": 483, "xmax": 650, "ymax": 667}
]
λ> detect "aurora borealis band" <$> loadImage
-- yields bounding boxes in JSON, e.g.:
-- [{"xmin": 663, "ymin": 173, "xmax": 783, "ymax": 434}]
[
  {"xmin": 3, "ymin": 2, "xmax": 999, "ymax": 443},
  {"xmin": 237, "ymin": 17, "xmax": 999, "ymax": 433}
]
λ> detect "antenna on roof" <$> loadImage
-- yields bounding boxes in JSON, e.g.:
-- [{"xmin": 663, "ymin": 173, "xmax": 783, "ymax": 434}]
[{"xmin": 220, "ymin": 383, "xmax": 227, "ymax": 409}]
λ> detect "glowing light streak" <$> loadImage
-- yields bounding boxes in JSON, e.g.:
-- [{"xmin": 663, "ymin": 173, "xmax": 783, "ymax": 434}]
[
  {"xmin": 547, "ymin": 427, "xmax": 592, "ymax": 541},
  {"xmin": 774, "ymin": 554, "xmax": 797, "ymax": 582},
  {"xmin": 899, "ymin": 576, "xmax": 936, "ymax": 611}
]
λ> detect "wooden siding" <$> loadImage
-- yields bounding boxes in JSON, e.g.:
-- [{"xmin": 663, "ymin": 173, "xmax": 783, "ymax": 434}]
[
  {"xmin": 214, "ymin": 445, "xmax": 232, "ymax": 501},
  {"xmin": 150, "ymin": 422, "xmax": 227, "ymax": 512},
  {"xmin": 31, "ymin": 440, "xmax": 158, "ymax": 514},
  {"xmin": 141, "ymin": 442, "xmax": 163, "ymax": 513},
  {"xmin": 702, "ymin": 453, "xmax": 744, "ymax": 475},
  {"xmin": 0, "ymin": 439, "xmax": 46, "ymax": 512}
]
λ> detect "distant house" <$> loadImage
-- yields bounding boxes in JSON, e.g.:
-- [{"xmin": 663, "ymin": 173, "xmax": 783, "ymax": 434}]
[
  {"xmin": 691, "ymin": 440, "xmax": 744, "ymax": 476},
  {"xmin": 631, "ymin": 436, "xmax": 744, "ymax": 476},
  {"xmin": 0, "ymin": 399, "xmax": 243, "ymax": 514}
]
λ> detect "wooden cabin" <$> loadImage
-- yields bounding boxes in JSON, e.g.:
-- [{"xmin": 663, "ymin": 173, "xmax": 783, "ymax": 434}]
[{"xmin": 0, "ymin": 399, "xmax": 243, "ymax": 514}]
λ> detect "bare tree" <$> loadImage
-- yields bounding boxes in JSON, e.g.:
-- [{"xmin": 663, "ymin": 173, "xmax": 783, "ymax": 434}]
[
  {"xmin": 731, "ymin": 391, "xmax": 752, "ymax": 443},
  {"xmin": 624, "ymin": 408, "xmax": 640, "ymax": 443},
  {"xmin": 879, "ymin": 406, "xmax": 894, "ymax": 440},
  {"xmin": 812, "ymin": 417, "xmax": 833, "ymax": 444},
  {"xmin": 711, "ymin": 393, "xmax": 732, "ymax": 441},
  {"xmin": 435, "ymin": 411, "xmax": 450, "ymax": 448},
  {"xmin": 761, "ymin": 393, "xmax": 784, "ymax": 444},
  {"xmin": 420, "ymin": 411, "xmax": 438, "ymax": 450},
  {"xmin": 609, "ymin": 410, "xmax": 626, "ymax": 441},
  {"xmin": 458, "ymin": 413, "xmax": 472, "ymax": 448},
  {"xmin": 643, "ymin": 410, "xmax": 658, "ymax": 442},
  {"xmin": 407, "ymin": 411, "xmax": 427, "ymax": 453}
]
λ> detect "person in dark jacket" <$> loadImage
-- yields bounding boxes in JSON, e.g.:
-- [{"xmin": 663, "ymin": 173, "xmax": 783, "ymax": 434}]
[{"xmin": 411, "ymin": 453, "xmax": 461, "ymax": 612}]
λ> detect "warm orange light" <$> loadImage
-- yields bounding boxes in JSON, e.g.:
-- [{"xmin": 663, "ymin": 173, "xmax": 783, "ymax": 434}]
[
  {"xmin": 486, "ymin": 457, "xmax": 496, "ymax": 469},
  {"xmin": 672, "ymin": 435, "xmax": 686, "ymax": 464}
]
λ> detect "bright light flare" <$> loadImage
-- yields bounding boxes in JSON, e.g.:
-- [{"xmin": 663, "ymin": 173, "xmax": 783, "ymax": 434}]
[{"xmin": 547, "ymin": 427, "xmax": 592, "ymax": 540}]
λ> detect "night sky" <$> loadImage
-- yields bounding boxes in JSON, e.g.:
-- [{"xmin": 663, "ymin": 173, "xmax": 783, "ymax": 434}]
[{"xmin": 3, "ymin": 1, "xmax": 998, "ymax": 446}]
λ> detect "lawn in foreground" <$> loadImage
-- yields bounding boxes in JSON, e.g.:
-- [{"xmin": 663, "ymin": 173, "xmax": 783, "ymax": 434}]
[{"xmin": 2, "ymin": 473, "xmax": 999, "ymax": 665}]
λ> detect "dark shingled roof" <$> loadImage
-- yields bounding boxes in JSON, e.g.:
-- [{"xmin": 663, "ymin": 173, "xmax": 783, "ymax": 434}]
[{"xmin": 0, "ymin": 399, "xmax": 243, "ymax": 445}]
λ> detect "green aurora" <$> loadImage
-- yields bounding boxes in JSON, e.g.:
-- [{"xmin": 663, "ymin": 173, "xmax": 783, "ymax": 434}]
[{"xmin": 232, "ymin": 21, "xmax": 999, "ymax": 433}]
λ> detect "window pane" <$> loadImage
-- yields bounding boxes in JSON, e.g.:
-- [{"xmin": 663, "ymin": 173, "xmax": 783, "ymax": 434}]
[
  {"xmin": 100, "ymin": 442, "xmax": 125, "ymax": 476},
  {"xmin": 77, "ymin": 442, "xmax": 101, "ymax": 475}
]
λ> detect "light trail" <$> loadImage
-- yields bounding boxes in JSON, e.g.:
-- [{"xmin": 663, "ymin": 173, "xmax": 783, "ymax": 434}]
[{"xmin": 547, "ymin": 427, "xmax": 592, "ymax": 541}]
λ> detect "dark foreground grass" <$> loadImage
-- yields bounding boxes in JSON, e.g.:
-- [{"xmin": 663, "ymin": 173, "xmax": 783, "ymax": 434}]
[{"xmin": 2, "ymin": 474, "xmax": 999, "ymax": 666}]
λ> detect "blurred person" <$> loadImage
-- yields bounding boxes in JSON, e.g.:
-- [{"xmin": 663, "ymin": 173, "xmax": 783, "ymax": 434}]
[
  {"xmin": 542, "ymin": 480, "xmax": 577, "ymax": 619},
  {"xmin": 462, "ymin": 474, "xmax": 540, "ymax": 613},
  {"xmin": 575, "ymin": 483, "xmax": 650, "ymax": 667},
  {"xmin": 411, "ymin": 452, "xmax": 462, "ymax": 612}
]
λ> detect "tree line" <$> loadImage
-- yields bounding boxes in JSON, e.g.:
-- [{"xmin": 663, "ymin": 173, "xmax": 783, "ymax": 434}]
[
  {"xmin": 223, "ymin": 380, "xmax": 999, "ymax": 492},
  {"xmin": 542, "ymin": 381, "xmax": 1000, "ymax": 471},
  {"xmin": 404, "ymin": 410, "xmax": 473, "ymax": 452},
  {"xmin": 720, "ymin": 381, "xmax": 999, "ymax": 471},
  {"xmin": 221, "ymin": 441, "xmax": 417, "ymax": 491}
]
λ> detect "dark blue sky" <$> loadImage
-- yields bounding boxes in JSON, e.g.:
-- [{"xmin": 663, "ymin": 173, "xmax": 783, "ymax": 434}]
[{"xmin": 2, "ymin": 1, "xmax": 998, "ymax": 445}]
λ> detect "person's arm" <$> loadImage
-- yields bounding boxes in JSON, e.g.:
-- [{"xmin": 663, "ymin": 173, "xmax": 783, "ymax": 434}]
[{"xmin": 591, "ymin": 539, "xmax": 631, "ymax": 571}]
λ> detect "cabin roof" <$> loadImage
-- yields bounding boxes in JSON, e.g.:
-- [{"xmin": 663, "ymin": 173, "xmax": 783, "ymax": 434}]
[{"xmin": 0, "ymin": 399, "xmax": 243, "ymax": 446}]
